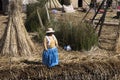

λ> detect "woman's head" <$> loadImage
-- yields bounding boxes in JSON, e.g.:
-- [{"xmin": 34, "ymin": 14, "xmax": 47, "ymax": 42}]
[{"xmin": 46, "ymin": 28, "xmax": 55, "ymax": 35}]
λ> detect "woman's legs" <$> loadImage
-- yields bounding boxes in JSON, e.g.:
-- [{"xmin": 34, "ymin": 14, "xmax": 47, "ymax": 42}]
[
  {"xmin": 78, "ymin": 0, "xmax": 83, "ymax": 7},
  {"xmin": 60, "ymin": 0, "xmax": 64, "ymax": 5}
]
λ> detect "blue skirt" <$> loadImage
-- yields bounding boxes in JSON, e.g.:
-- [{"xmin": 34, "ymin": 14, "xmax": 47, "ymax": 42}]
[{"xmin": 42, "ymin": 47, "xmax": 59, "ymax": 67}]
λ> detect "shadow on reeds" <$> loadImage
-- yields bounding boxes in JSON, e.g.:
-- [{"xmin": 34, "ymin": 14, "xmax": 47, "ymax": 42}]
[
  {"xmin": 22, "ymin": 60, "xmax": 42, "ymax": 65},
  {"xmin": 1, "ymin": 60, "xmax": 120, "ymax": 80}
]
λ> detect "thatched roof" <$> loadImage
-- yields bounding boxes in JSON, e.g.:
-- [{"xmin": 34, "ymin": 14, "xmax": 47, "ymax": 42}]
[
  {"xmin": 22, "ymin": 0, "xmax": 62, "ymax": 8},
  {"xmin": 46, "ymin": 0, "xmax": 62, "ymax": 8},
  {"xmin": 22, "ymin": 0, "xmax": 37, "ymax": 5}
]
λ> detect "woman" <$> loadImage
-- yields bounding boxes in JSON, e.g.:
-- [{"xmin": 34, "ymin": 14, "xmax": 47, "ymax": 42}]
[{"xmin": 42, "ymin": 28, "xmax": 59, "ymax": 67}]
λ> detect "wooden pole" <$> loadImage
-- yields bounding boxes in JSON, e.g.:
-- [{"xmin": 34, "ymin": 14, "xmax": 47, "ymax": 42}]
[
  {"xmin": 37, "ymin": 8, "xmax": 44, "ymax": 29},
  {"xmin": 45, "ymin": 5, "xmax": 50, "ymax": 22}
]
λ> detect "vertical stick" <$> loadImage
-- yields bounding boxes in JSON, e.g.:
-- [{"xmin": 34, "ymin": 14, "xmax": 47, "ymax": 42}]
[
  {"xmin": 45, "ymin": 4, "xmax": 50, "ymax": 22},
  {"xmin": 37, "ymin": 8, "xmax": 44, "ymax": 29}
]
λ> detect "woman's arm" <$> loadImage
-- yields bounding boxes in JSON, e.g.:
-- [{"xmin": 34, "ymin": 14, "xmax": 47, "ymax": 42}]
[
  {"xmin": 55, "ymin": 37, "xmax": 59, "ymax": 47},
  {"xmin": 43, "ymin": 37, "xmax": 48, "ymax": 50},
  {"xmin": 52, "ymin": 34, "xmax": 59, "ymax": 47}
]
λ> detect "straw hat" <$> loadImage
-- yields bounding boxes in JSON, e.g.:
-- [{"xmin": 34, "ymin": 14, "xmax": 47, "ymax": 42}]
[{"xmin": 46, "ymin": 28, "xmax": 55, "ymax": 33}]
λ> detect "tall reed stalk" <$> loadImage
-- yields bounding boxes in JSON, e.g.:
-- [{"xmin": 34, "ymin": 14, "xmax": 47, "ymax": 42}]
[{"xmin": 54, "ymin": 21, "xmax": 98, "ymax": 51}]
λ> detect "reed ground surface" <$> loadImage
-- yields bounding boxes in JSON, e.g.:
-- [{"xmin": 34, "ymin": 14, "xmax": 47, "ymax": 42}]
[{"xmin": 0, "ymin": 7, "xmax": 120, "ymax": 79}]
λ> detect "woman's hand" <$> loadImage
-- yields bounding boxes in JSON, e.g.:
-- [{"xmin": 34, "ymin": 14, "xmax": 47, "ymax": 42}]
[{"xmin": 44, "ymin": 37, "xmax": 48, "ymax": 51}]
